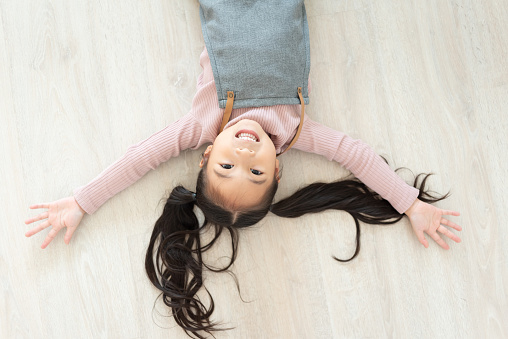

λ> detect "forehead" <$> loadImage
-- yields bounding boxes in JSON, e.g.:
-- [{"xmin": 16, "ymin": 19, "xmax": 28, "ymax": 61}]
[{"xmin": 207, "ymin": 169, "xmax": 269, "ymax": 209}]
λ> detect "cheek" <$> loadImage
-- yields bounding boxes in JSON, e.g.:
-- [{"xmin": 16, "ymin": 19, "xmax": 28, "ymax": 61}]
[
  {"xmin": 215, "ymin": 129, "xmax": 235, "ymax": 145},
  {"xmin": 211, "ymin": 135, "xmax": 231, "ymax": 155},
  {"xmin": 263, "ymin": 144, "xmax": 277, "ymax": 159}
]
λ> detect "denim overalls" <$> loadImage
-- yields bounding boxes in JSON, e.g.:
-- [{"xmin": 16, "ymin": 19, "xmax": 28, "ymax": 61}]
[{"xmin": 198, "ymin": 0, "xmax": 310, "ymax": 155}]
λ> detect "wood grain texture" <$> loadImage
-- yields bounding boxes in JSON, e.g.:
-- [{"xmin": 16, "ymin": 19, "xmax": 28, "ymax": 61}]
[{"xmin": 1, "ymin": 0, "xmax": 507, "ymax": 338}]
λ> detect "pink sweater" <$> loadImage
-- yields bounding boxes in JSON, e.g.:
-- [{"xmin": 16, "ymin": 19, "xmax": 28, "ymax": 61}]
[{"xmin": 73, "ymin": 47, "xmax": 419, "ymax": 215}]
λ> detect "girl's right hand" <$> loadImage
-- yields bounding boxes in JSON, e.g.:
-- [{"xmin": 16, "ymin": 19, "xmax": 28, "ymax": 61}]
[
  {"xmin": 25, "ymin": 196, "xmax": 86, "ymax": 249},
  {"xmin": 405, "ymin": 198, "xmax": 461, "ymax": 249}
]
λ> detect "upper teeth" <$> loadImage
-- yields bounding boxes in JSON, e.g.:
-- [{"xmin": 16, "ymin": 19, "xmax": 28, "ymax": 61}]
[{"xmin": 238, "ymin": 133, "xmax": 257, "ymax": 141}]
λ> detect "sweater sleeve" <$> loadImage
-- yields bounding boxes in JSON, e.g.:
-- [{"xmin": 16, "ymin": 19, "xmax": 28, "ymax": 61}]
[
  {"xmin": 73, "ymin": 113, "xmax": 203, "ymax": 214},
  {"xmin": 293, "ymin": 118, "xmax": 419, "ymax": 214}
]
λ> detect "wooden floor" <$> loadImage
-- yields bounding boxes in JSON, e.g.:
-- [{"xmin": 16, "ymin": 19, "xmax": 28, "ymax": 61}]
[{"xmin": 2, "ymin": 0, "xmax": 507, "ymax": 338}]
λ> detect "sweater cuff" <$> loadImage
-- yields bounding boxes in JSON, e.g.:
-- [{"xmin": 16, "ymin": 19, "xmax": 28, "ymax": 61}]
[
  {"xmin": 393, "ymin": 185, "xmax": 420, "ymax": 214},
  {"xmin": 73, "ymin": 187, "xmax": 98, "ymax": 215}
]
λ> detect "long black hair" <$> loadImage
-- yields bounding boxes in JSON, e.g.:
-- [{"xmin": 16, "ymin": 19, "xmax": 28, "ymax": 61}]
[{"xmin": 145, "ymin": 160, "xmax": 448, "ymax": 338}]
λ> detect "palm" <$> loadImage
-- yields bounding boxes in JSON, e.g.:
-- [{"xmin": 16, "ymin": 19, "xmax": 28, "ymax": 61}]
[
  {"xmin": 47, "ymin": 200, "xmax": 82, "ymax": 229},
  {"xmin": 25, "ymin": 196, "xmax": 85, "ymax": 248},
  {"xmin": 406, "ymin": 199, "xmax": 462, "ymax": 249}
]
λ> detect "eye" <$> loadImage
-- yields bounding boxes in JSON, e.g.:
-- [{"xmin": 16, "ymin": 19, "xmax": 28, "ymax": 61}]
[{"xmin": 221, "ymin": 164, "xmax": 262, "ymax": 175}]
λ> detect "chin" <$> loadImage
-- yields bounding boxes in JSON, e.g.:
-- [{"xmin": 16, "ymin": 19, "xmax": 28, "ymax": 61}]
[{"xmin": 239, "ymin": 119, "xmax": 261, "ymax": 126}]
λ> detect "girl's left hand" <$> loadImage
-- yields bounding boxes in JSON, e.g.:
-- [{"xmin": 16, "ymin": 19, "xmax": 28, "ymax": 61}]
[
  {"xmin": 25, "ymin": 196, "xmax": 86, "ymax": 249},
  {"xmin": 404, "ymin": 199, "xmax": 462, "ymax": 249}
]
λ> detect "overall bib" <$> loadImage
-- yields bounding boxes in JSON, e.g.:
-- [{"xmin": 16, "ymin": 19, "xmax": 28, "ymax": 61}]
[{"xmin": 198, "ymin": 0, "xmax": 311, "ymax": 155}]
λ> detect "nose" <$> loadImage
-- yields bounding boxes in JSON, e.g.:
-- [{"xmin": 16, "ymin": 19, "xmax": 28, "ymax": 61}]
[{"xmin": 235, "ymin": 147, "xmax": 254, "ymax": 155}]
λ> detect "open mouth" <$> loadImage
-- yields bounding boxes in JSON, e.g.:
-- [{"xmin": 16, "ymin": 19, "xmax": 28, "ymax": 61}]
[{"xmin": 235, "ymin": 129, "xmax": 260, "ymax": 142}]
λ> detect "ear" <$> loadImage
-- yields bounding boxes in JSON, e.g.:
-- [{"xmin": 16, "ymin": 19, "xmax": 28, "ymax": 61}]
[
  {"xmin": 199, "ymin": 145, "xmax": 213, "ymax": 168},
  {"xmin": 275, "ymin": 159, "xmax": 281, "ymax": 183}
]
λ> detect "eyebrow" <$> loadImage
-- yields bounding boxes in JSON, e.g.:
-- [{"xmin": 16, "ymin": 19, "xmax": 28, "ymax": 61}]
[{"xmin": 213, "ymin": 169, "xmax": 267, "ymax": 185}]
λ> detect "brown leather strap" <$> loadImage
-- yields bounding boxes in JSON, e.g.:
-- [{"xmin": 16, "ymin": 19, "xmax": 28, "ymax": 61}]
[
  {"xmin": 277, "ymin": 87, "xmax": 305, "ymax": 156},
  {"xmin": 219, "ymin": 91, "xmax": 235, "ymax": 133}
]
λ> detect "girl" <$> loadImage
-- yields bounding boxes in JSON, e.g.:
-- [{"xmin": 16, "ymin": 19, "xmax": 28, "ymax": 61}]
[{"xmin": 25, "ymin": 1, "xmax": 461, "ymax": 338}]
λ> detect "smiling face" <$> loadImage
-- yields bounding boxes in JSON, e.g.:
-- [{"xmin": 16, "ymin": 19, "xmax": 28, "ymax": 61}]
[{"xmin": 199, "ymin": 119, "xmax": 280, "ymax": 210}]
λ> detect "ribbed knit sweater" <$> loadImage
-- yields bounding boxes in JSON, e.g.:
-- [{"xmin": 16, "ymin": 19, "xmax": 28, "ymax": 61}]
[{"xmin": 73, "ymin": 47, "xmax": 419, "ymax": 215}]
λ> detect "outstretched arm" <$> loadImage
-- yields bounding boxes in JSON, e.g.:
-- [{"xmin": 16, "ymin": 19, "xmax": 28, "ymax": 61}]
[
  {"xmin": 72, "ymin": 114, "xmax": 203, "ymax": 214},
  {"xmin": 26, "ymin": 113, "xmax": 204, "ymax": 248},
  {"xmin": 294, "ymin": 118, "xmax": 461, "ymax": 249},
  {"xmin": 294, "ymin": 118, "xmax": 420, "ymax": 213}
]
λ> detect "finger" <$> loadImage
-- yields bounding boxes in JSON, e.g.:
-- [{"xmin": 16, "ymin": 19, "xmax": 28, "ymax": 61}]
[
  {"xmin": 29, "ymin": 203, "xmax": 51, "ymax": 209},
  {"xmin": 41, "ymin": 228, "xmax": 60, "ymax": 249},
  {"xmin": 441, "ymin": 218, "xmax": 462, "ymax": 231},
  {"xmin": 429, "ymin": 231, "xmax": 450, "ymax": 250},
  {"xmin": 437, "ymin": 225, "xmax": 461, "ymax": 243},
  {"xmin": 24, "ymin": 212, "xmax": 49, "ymax": 225},
  {"xmin": 416, "ymin": 231, "xmax": 429, "ymax": 248},
  {"xmin": 64, "ymin": 227, "xmax": 77, "ymax": 245},
  {"xmin": 25, "ymin": 220, "xmax": 51, "ymax": 237},
  {"xmin": 442, "ymin": 210, "xmax": 460, "ymax": 217}
]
